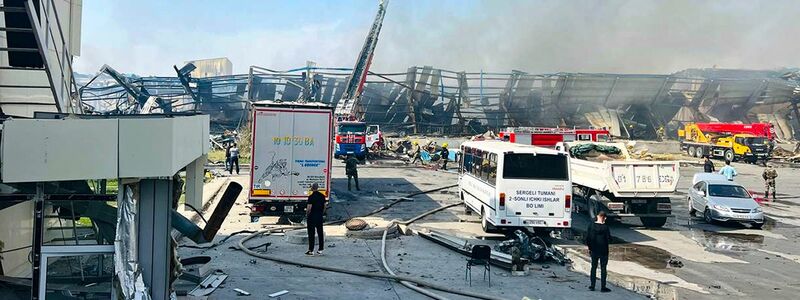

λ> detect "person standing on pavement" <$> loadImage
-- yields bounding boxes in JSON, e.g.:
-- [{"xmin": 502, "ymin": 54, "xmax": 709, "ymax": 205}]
[
  {"xmin": 718, "ymin": 160, "xmax": 737, "ymax": 181},
  {"xmin": 305, "ymin": 183, "xmax": 326, "ymax": 256},
  {"xmin": 225, "ymin": 143, "xmax": 232, "ymax": 171},
  {"xmin": 763, "ymin": 165, "xmax": 778, "ymax": 200},
  {"xmin": 586, "ymin": 211, "xmax": 612, "ymax": 293},
  {"xmin": 345, "ymin": 155, "xmax": 360, "ymax": 191},
  {"xmin": 703, "ymin": 156, "xmax": 715, "ymax": 173},
  {"xmin": 228, "ymin": 144, "xmax": 240, "ymax": 175},
  {"xmin": 440, "ymin": 143, "xmax": 450, "ymax": 171}
]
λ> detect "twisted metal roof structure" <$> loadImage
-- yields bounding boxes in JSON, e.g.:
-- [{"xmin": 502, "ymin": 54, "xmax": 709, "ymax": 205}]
[{"xmin": 78, "ymin": 65, "xmax": 800, "ymax": 140}]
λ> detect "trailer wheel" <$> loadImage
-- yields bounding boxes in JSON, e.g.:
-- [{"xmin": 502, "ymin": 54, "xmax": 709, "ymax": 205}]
[
  {"xmin": 724, "ymin": 150, "xmax": 734, "ymax": 162},
  {"xmin": 687, "ymin": 146, "xmax": 696, "ymax": 158},
  {"xmin": 640, "ymin": 217, "xmax": 667, "ymax": 228}
]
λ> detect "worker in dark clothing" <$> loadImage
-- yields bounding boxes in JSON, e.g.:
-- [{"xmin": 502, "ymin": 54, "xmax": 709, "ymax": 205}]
[
  {"xmin": 224, "ymin": 144, "xmax": 231, "ymax": 171},
  {"xmin": 586, "ymin": 211, "xmax": 612, "ymax": 293},
  {"xmin": 440, "ymin": 143, "xmax": 450, "ymax": 171},
  {"xmin": 305, "ymin": 183, "xmax": 326, "ymax": 256},
  {"xmin": 703, "ymin": 156, "xmax": 715, "ymax": 173},
  {"xmin": 228, "ymin": 144, "xmax": 240, "ymax": 175},
  {"xmin": 345, "ymin": 155, "xmax": 360, "ymax": 191}
]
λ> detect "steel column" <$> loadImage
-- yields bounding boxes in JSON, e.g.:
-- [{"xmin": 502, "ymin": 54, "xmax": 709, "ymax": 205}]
[{"xmin": 136, "ymin": 179, "xmax": 174, "ymax": 300}]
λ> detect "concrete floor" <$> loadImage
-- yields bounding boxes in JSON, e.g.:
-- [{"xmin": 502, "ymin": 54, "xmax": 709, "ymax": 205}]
[
  {"xmin": 180, "ymin": 156, "xmax": 800, "ymax": 299},
  {"xmin": 179, "ymin": 160, "xmax": 641, "ymax": 299},
  {"xmin": 562, "ymin": 160, "xmax": 800, "ymax": 299}
]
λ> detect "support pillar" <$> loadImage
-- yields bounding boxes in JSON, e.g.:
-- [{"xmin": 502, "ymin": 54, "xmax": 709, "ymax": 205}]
[
  {"xmin": 184, "ymin": 155, "xmax": 206, "ymax": 210},
  {"xmin": 136, "ymin": 179, "xmax": 174, "ymax": 300}
]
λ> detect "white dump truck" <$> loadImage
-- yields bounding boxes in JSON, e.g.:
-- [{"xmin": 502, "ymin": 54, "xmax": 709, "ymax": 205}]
[
  {"xmin": 248, "ymin": 101, "xmax": 334, "ymax": 221},
  {"xmin": 554, "ymin": 141, "xmax": 680, "ymax": 227}
]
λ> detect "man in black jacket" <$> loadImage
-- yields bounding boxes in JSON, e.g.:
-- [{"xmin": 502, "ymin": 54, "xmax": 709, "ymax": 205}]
[
  {"xmin": 586, "ymin": 211, "xmax": 612, "ymax": 292},
  {"xmin": 703, "ymin": 156, "xmax": 715, "ymax": 173},
  {"xmin": 345, "ymin": 155, "xmax": 360, "ymax": 191},
  {"xmin": 305, "ymin": 183, "xmax": 326, "ymax": 256}
]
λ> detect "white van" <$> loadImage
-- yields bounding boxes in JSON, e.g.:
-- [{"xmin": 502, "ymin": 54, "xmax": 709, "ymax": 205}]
[{"xmin": 459, "ymin": 140, "xmax": 572, "ymax": 233}]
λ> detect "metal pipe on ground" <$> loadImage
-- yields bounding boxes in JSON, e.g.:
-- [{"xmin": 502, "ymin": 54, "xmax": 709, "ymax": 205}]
[
  {"xmin": 202, "ymin": 182, "xmax": 243, "ymax": 241},
  {"xmin": 379, "ymin": 202, "xmax": 464, "ymax": 300},
  {"xmin": 235, "ymin": 184, "xmax": 503, "ymax": 299}
]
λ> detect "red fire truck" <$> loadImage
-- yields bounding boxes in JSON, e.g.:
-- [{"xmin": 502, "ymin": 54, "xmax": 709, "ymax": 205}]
[{"xmin": 499, "ymin": 127, "xmax": 611, "ymax": 148}]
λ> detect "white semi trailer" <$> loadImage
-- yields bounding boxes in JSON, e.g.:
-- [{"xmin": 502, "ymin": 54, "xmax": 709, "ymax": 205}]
[
  {"xmin": 248, "ymin": 101, "xmax": 334, "ymax": 220},
  {"xmin": 555, "ymin": 142, "xmax": 680, "ymax": 228}
]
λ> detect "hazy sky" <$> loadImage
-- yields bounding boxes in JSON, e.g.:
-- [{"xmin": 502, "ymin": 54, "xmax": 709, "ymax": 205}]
[{"xmin": 74, "ymin": 0, "xmax": 800, "ymax": 76}]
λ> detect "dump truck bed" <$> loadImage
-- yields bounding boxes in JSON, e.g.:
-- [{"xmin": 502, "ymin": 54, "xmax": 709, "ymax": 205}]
[{"xmin": 557, "ymin": 142, "xmax": 680, "ymax": 198}]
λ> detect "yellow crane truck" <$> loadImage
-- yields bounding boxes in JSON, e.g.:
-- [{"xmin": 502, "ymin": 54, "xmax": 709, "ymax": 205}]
[{"xmin": 677, "ymin": 122, "xmax": 772, "ymax": 163}]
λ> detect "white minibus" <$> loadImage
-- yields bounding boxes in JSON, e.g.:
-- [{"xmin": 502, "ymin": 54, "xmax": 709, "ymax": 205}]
[{"xmin": 459, "ymin": 140, "xmax": 572, "ymax": 233}]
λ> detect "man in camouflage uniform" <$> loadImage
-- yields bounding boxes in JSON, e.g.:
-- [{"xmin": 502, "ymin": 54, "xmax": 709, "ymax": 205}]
[{"xmin": 763, "ymin": 165, "xmax": 778, "ymax": 200}]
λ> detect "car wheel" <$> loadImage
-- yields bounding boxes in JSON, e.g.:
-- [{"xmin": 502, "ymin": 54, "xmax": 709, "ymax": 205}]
[
  {"xmin": 751, "ymin": 222, "xmax": 764, "ymax": 230},
  {"xmin": 724, "ymin": 150, "xmax": 734, "ymax": 162},
  {"xmin": 704, "ymin": 208, "xmax": 715, "ymax": 224},
  {"xmin": 688, "ymin": 198, "xmax": 697, "ymax": 217},
  {"xmin": 688, "ymin": 146, "xmax": 696, "ymax": 158}
]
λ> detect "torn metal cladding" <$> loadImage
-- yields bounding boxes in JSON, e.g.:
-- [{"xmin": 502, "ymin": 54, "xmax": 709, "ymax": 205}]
[
  {"xmin": 114, "ymin": 186, "xmax": 152, "ymax": 300},
  {"xmin": 78, "ymin": 66, "xmax": 800, "ymax": 139}
]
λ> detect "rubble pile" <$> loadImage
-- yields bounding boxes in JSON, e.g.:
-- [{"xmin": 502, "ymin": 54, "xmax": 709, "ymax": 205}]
[{"xmin": 494, "ymin": 230, "xmax": 570, "ymax": 265}]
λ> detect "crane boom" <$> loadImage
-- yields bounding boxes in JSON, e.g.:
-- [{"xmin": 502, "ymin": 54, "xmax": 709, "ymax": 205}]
[{"xmin": 334, "ymin": 0, "xmax": 389, "ymax": 121}]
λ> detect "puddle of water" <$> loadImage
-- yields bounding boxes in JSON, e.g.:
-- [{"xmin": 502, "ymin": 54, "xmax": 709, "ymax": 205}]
[
  {"xmin": 763, "ymin": 217, "xmax": 779, "ymax": 230},
  {"xmin": 687, "ymin": 229, "xmax": 765, "ymax": 253},
  {"xmin": 576, "ymin": 244, "xmax": 673, "ymax": 270}
]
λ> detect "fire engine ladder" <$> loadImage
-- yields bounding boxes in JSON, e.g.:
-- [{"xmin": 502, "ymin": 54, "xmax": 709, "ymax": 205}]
[
  {"xmin": 334, "ymin": 0, "xmax": 388, "ymax": 121},
  {"xmin": 0, "ymin": 0, "xmax": 80, "ymax": 117}
]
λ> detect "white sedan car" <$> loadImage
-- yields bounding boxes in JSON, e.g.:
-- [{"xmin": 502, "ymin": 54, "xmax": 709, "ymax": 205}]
[{"xmin": 688, "ymin": 173, "xmax": 765, "ymax": 229}]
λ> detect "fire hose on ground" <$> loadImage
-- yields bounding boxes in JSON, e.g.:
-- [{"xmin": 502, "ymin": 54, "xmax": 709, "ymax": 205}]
[{"xmin": 236, "ymin": 184, "xmax": 505, "ymax": 300}]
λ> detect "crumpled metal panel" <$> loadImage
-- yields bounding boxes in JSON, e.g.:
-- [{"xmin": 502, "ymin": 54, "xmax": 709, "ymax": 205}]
[{"xmin": 114, "ymin": 186, "xmax": 152, "ymax": 300}]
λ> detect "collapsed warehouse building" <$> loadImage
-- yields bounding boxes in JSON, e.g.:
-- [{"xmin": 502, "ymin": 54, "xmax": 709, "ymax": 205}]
[{"xmin": 78, "ymin": 64, "xmax": 800, "ymax": 141}]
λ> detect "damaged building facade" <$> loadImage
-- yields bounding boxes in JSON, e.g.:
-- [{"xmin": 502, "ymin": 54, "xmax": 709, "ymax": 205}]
[
  {"xmin": 79, "ymin": 64, "xmax": 800, "ymax": 141},
  {"xmin": 0, "ymin": 1, "xmax": 216, "ymax": 299}
]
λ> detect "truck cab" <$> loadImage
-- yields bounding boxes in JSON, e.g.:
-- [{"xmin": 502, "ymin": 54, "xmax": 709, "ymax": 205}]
[
  {"xmin": 365, "ymin": 124, "xmax": 384, "ymax": 151},
  {"xmin": 730, "ymin": 134, "xmax": 770, "ymax": 160},
  {"xmin": 335, "ymin": 121, "xmax": 368, "ymax": 160}
]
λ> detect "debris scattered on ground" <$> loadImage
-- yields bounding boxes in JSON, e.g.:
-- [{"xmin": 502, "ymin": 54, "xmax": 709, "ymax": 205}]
[
  {"xmin": 494, "ymin": 230, "xmax": 571, "ymax": 265},
  {"xmin": 269, "ymin": 290, "xmax": 289, "ymax": 298},
  {"xmin": 772, "ymin": 146, "xmax": 795, "ymax": 157},
  {"xmin": 234, "ymin": 288, "xmax": 251, "ymax": 296},
  {"xmin": 188, "ymin": 271, "xmax": 228, "ymax": 296},
  {"xmin": 667, "ymin": 257, "xmax": 684, "ymax": 268}
]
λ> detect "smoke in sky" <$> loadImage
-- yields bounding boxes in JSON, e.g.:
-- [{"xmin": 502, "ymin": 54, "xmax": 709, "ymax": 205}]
[{"xmin": 74, "ymin": 0, "xmax": 800, "ymax": 76}]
